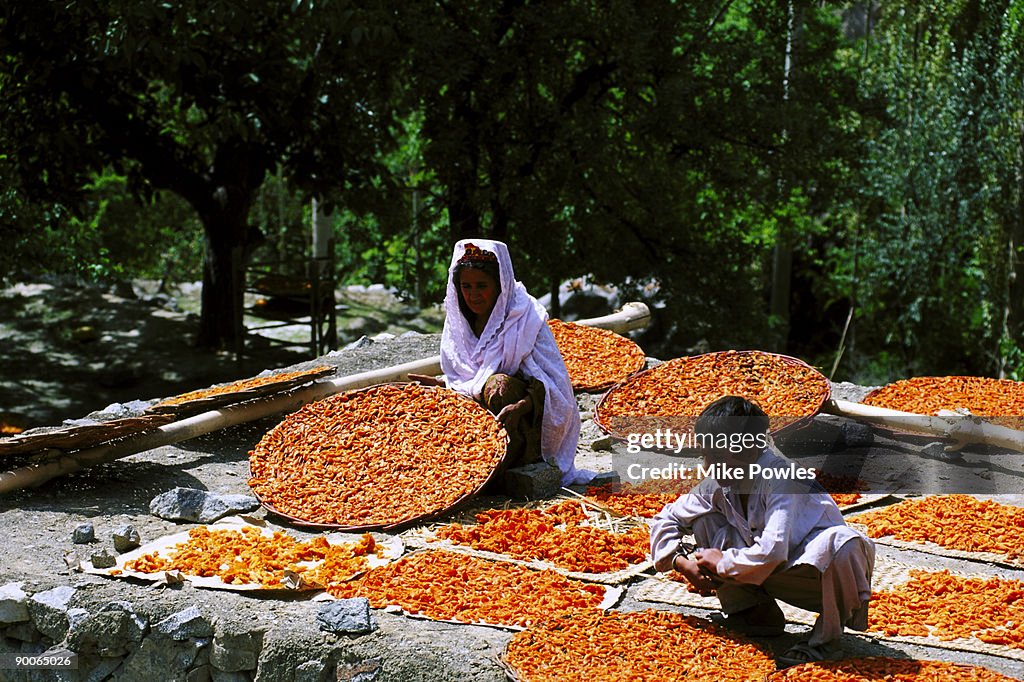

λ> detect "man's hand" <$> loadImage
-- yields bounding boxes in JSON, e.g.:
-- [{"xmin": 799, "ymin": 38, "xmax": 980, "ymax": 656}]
[
  {"xmin": 695, "ymin": 548, "xmax": 724, "ymax": 577},
  {"xmin": 495, "ymin": 397, "xmax": 531, "ymax": 431},
  {"xmin": 672, "ymin": 555, "xmax": 718, "ymax": 596}
]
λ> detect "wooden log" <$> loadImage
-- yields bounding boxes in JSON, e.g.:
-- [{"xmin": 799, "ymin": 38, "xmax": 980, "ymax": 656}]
[
  {"xmin": 822, "ymin": 398, "xmax": 1024, "ymax": 453},
  {"xmin": 0, "ymin": 302, "xmax": 651, "ymax": 494}
]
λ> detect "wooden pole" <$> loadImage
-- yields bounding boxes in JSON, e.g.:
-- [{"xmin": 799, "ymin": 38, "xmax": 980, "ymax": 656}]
[
  {"xmin": 822, "ymin": 398, "xmax": 1024, "ymax": 453},
  {"xmin": 0, "ymin": 303, "xmax": 652, "ymax": 494}
]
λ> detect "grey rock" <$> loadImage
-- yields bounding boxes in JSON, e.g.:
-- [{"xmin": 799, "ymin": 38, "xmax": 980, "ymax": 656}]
[
  {"xmin": 4, "ymin": 621, "xmax": 42, "ymax": 642},
  {"xmin": 83, "ymin": 657, "xmax": 123, "ymax": 682},
  {"xmin": 67, "ymin": 607, "xmax": 90, "ymax": 632},
  {"xmin": 335, "ymin": 658, "xmax": 382, "ymax": 682},
  {"xmin": 155, "ymin": 606, "xmax": 214, "ymax": 641},
  {"xmin": 66, "ymin": 601, "xmax": 147, "ymax": 658},
  {"xmin": 0, "ymin": 581, "xmax": 30, "ymax": 623},
  {"xmin": 774, "ymin": 415, "xmax": 846, "ymax": 456},
  {"xmin": 112, "ymin": 524, "xmax": 141, "ymax": 553},
  {"xmin": 398, "ymin": 330, "xmax": 421, "ymax": 339},
  {"xmin": 73, "ymin": 523, "xmax": 96, "ymax": 544},
  {"xmin": 211, "ymin": 671, "xmax": 251, "ymax": 682},
  {"xmin": 316, "ymin": 598, "xmax": 375, "ymax": 635},
  {"xmin": 503, "ymin": 462, "xmax": 562, "ymax": 499},
  {"xmin": 587, "ymin": 470, "xmax": 620, "ymax": 488},
  {"xmin": 28, "ymin": 585, "xmax": 76, "ymax": 641},
  {"xmin": 840, "ymin": 420, "xmax": 876, "ymax": 448},
  {"xmin": 342, "ymin": 335, "xmax": 373, "ymax": 350},
  {"xmin": 90, "ymin": 549, "xmax": 117, "ymax": 569},
  {"xmin": 149, "ymin": 487, "xmax": 260, "ymax": 523},
  {"xmin": 294, "ymin": 660, "xmax": 327, "ymax": 682},
  {"xmin": 187, "ymin": 665, "xmax": 214, "ymax": 682},
  {"xmin": 210, "ymin": 630, "xmax": 261, "ymax": 673},
  {"xmin": 118, "ymin": 635, "xmax": 208, "ymax": 680}
]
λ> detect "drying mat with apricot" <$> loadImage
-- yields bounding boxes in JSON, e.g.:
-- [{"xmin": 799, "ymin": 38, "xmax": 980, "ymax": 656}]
[
  {"xmin": 499, "ymin": 608, "xmax": 777, "ymax": 682},
  {"xmin": 0, "ymin": 413, "xmax": 176, "ymax": 458},
  {"xmin": 635, "ymin": 559, "xmax": 1024, "ymax": 661},
  {"xmin": 862, "ymin": 376, "xmax": 1024, "ymax": 431},
  {"xmin": 248, "ymin": 382, "xmax": 507, "ymax": 531},
  {"xmin": 81, "ymin": 516, "xmax": 403, "ymax": 591},
  {"xmin": 401, "ymin": 498, "xmax": 652, "ymax": 585},
  {"xmin": 847, "ymin": 495, "xmax": 1024, "ymax": 568},
  {"xmin": 767, "ymin": 657, "xmax": 1019, "ymax": 682},
  {"xmin": 315, "ymin": 549, "xmax": 622, "ymax": 631},
  {"xmin": 547, "ymin": 319, "xmax": 646, "ymax": 392},
  {"xmin": 595, "ymin": 350, "xmax": 831, "ymax": 441},
  {"xmin": 147, "ymin": 365, "xmax": 337, "ymax": 416}
]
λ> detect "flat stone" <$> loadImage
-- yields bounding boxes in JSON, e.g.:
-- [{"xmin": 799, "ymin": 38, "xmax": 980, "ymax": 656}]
[
  {"xmin": 149, "ymin": 487, "xmax": 260, "ymax": 523},
  {"xmin": 73, "ymin": 523, "xmax": 95, "ymax": 544},
  {"xmin": 155, "ymin": 606, "xmax": 214, "ymax": 641},
  {"xmin": 0, "ymin": 581, "xmax": 30, "ymax": 624},
  {"xmin": 112, "ymin": 524, "xmax": 141, "ymax": 553},
  {"xmin": 28, "ymin": 585, "xmax": 76, "ymax": 641},
  {"xmin": 503, "ymin": 462, "xmax": 562, "ymax": 499},
  {"xmin": 316, "ymin": 598, "xmax": 375, "ymax": 635}
]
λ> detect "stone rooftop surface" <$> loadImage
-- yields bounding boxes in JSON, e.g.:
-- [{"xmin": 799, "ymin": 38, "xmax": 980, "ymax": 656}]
[{"xmin": 1, "ymin": 335, "xmax": 1022, "ymax": 681}]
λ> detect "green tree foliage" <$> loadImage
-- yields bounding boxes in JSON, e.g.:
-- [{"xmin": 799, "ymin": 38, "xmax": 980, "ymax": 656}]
[
  {"xmin": 397, "ymin": 0, "xmax": 869, "ymax": 350},
  {"xmin": 0, "ymin": 1, "xmax": 401, "ymax": 348},
  {"xmin": 832, "ymin": 0, "xmax": 1024, "ymax": 380}
]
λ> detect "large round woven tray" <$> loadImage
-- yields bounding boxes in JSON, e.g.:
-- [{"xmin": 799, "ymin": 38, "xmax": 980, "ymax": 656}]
[
  {"xmin": 863, "ymin": 376, "xmax": 1024, "ymax": 430},
  {"xmin": 248, "ymin": 383, "xmax": 507, "ymax": 531},
  {"xmin": 595, "ymin": 349, "xmax": 831, "ymax": 442},
  {"xmin": 767, "ymin": 657, "xmax": 1018, "ymax": 681},
  {"xmin": 547, "ymin": 319, "xmax": 646, "ymax": 392}
]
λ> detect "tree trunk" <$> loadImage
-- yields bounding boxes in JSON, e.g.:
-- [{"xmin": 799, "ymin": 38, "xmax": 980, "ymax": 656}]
[{"xmin": 195, "ymin": 196, "xmax": 260, "ymax": 350}]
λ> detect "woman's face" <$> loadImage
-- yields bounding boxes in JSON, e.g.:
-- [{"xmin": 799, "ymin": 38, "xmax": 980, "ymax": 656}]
[{"xmin": 458, "ymin": 268, "xmax": 500, "ymax": 319}]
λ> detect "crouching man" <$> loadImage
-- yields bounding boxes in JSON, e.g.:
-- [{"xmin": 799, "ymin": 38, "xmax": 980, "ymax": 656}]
[{"xmin": 649, "ymin": 396, "xmax": 875, "ymax": 665}]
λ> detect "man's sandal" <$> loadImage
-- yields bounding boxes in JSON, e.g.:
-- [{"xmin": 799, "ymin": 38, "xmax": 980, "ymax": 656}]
[{"xmin": 778, "ymin": 641, "xmax": 844, "ymax": 667}]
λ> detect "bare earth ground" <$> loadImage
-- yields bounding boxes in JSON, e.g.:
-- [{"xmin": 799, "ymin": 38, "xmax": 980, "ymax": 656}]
[{"xmin": 0, "ymin": 283, "xmax": 1022, "ymax": 681}]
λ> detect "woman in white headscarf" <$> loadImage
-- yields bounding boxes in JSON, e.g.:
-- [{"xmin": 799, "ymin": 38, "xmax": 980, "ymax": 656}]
[{"xmin": 411, "ymin": 239, "xmax": 589, "ymax": 486}]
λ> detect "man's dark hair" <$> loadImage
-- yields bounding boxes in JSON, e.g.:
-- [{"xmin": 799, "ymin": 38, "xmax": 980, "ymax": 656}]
[{"xmin": 694, "ymin": 396, "xmax": 769, "ymax": 457}]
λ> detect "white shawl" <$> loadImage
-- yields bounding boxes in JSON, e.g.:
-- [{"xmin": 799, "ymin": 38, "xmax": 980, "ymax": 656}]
[{"xmin": 439, "ymin": 239, "xmax": 589, "ymax": 485}]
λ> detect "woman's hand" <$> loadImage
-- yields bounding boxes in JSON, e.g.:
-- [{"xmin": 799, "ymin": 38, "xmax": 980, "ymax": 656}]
[
  {"xmin": 408, "ymin": 373, "xmax": 445, "ymax": 387},
  {"xmin": 495, "ymin": 396, "xmax": 532, "ymax": 431},
  {"xmin": 672, "ymin": 555, "xmax": 719, "ymax": 596}
]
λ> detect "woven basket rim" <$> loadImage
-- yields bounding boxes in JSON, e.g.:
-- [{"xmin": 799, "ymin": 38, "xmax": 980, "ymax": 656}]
[
  {"xmin": 593, "ymin": 349, "xmax": 832, "ymax": 442},
  {"xmin": 548, "ymin": 319, "xmax": 647, "ymax": 393}
]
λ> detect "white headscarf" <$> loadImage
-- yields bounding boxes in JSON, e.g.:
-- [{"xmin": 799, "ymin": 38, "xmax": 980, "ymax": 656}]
[{"xmin": 440, "ymin": 239, "xmax": 590, "ymax": 485}]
